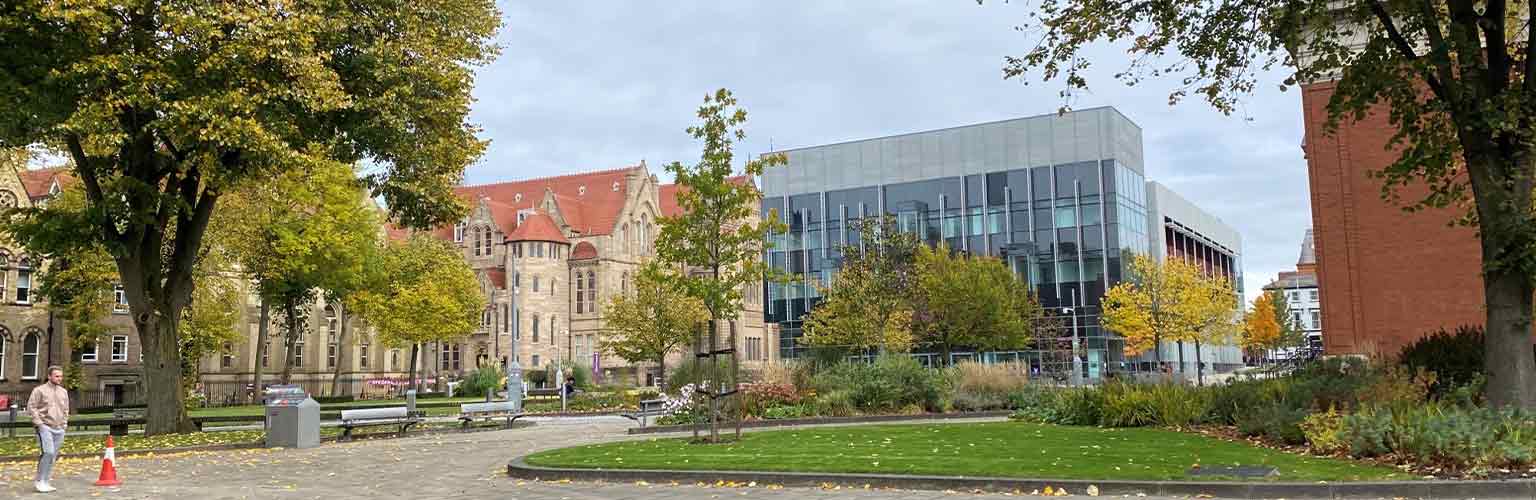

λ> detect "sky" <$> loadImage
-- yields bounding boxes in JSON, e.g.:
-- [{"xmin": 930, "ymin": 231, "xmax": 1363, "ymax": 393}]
[{"xmin": 468, "ymin": 1, "xmax": 1313, "ymax": 302}]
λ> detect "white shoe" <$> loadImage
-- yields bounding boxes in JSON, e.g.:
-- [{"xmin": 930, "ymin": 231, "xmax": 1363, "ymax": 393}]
[{"xmin": 35, "ymin": 482, "xmax": 55, "ymax": 493}]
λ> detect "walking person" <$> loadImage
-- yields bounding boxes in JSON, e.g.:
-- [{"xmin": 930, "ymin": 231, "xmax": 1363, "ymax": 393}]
[{"xmin": 29, "ymin": 366, "xmax": 68, "ymax": 493}]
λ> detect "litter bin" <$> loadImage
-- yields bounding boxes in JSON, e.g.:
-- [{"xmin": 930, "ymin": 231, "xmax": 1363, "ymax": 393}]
[{"xmin": 264, "ymin": 385, "xmax": 319, "ymax": 449}]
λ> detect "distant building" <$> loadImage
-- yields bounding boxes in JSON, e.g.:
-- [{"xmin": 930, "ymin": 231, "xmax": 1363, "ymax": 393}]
[
  {"xmin": 1143, "ymin": 182, "xmax": 1244, "ymax": 376},
  {"xmin": 1261, "ymin": 229, "xmax": 1322, "ymax": 357}
]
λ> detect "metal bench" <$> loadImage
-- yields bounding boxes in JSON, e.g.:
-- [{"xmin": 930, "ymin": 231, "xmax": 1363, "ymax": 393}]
[
  {"xmin": 525, "ymin": 388, "xmax": 561, "ymax": 398},
  {"xmin": 620, "ymin": 398, "xmax": 671, "ymax": 428},
  {"xmin": 109, "ymin": 408, "xmax": 146, "ymax": 436},
  {"xmin": 457, "ymin": 401, "xmax": 525, "ymax": 429},
  {"xmin": 337, "ymin": 407, "xmax": 421, "ymax": 440}
]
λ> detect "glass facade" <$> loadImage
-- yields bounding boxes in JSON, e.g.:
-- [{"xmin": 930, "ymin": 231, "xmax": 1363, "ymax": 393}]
[{"xmin": 764, "ymin": 159, "xmax": 1152, "ymax": 377}]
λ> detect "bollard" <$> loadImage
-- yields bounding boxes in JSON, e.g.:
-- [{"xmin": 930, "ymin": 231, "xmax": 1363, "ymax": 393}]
[
  {"xmin": 6, "ymin": 404, "xmax": 14, "ymax": 438},
  {"xmin": 405, "ymin": 389, "xmax": 417, "ymax": 414},
  {"xmin": 485, "ymin": 388, "xmax": 492, "ymax": 403}
]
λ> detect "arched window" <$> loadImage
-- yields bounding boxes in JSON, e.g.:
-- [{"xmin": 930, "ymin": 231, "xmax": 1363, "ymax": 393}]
[
  {"xmin": 532, "ymin": 314, "xmax": 541, "ymax": 343},
  {"xmin": 472, "ymin": 226, "xmax": 482, "ymax": 256},
  {"xmin": 586, "ymin": 271, "xmax": 597, "ymax": 311},
  {"xmin": 325, "ymin": 305, "xmax": 338, "ymax": 369},
  {"xmin": 22, "ymin": 329, "xmax": 40, "ymax": 380},
  {"xmin": 0, "ymin": 252, "xmax": 8, "ymax": 302},
  {"xmin": 574, "ymin": 272, "xmax": 584, "ymax": 314},
  {"xmin": 0, "ymin": 326, "xmax": 10, "ymax": 379}
]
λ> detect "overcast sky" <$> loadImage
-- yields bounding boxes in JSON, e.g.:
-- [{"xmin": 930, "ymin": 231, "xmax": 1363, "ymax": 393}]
[{"xmin": 469, "ymin": 1, "xmax": 1312, "ymax": 302}]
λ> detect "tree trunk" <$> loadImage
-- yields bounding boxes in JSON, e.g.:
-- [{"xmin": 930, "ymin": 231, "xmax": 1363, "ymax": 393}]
[
  {"xmin": 656, "ymin": 356, "xmax": 666, "ymax": 391},
  {"xmin": 329, "ymin": 303, "xmax": 349, "ymax": 397},
  {"xmin": 408, "ymin": 343, "xmax": 420, "ymax": 392},
  {"xmin": 1194, "ymin": 340, "xmax": 1205, "ymax": 387},
  {"xmin": 253, "ymin": 298, "xmax": 270, "ymax": 404},
  {"xmin": 1176, "ymin": 340, "xmax": 1186, "ymax": 379},
  {"xmin": 139, "ymin": 307, "xmax": 195, "ymax": 434},
  {"xmin": 1484, "ymin": 266, "xmax": 1536, "ymax": 408},
  {"xmin": 280, "ymin": 297, "xmax": 298, "ymax": 384}
]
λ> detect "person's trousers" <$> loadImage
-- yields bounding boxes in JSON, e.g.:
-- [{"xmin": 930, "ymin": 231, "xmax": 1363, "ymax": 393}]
[{"xmin": 35, "ymin": 425, "xmax": 64, "ymax": 483}]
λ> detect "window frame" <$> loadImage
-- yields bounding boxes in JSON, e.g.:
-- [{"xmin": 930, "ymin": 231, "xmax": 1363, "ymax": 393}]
[
  {"xmin": 111, "ymin": 335, "xmax": 129, "ymax": 363},
  {"xmin": 21, "ymin": 332, "xmax": 40, "ymax": 380},
  {"xmin": 80, "ymin": 338, "xmax": 99, "ymax": 363}
]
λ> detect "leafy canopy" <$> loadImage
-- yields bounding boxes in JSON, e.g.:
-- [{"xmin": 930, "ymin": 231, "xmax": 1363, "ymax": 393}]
[
  {"xmin": 352, "ymin": 235, "xmax": 484, "ymax": 349},
  {"xmin": 912, "ymin": 243, "xmax": 1042, "ymax": 362},
  {"xmin": 600, "ymin": 261, "xmax": 708, "ymax": 368},
  {"xmin": 802, "ymin": 215, "xmax": 921, "ymax": 353},
  {"xmin": 1102, "ymin": 254, "xmax": 1235, "ymax": 357}
]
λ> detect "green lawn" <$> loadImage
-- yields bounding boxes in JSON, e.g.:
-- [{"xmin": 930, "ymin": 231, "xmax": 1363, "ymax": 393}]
[{"xmin": 525, "ymin": 422, "xmax": 1406, "ymax": 482}]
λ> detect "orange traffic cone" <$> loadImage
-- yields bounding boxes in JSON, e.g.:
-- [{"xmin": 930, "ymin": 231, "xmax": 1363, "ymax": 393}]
[{"xmin": 93, "ymin": 435, "xmax": 122, "ymax": 487}]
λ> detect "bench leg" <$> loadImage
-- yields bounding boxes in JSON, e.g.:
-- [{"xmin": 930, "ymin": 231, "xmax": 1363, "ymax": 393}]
[{"xmin": 340, "ymin": 427, "xmax": 354, "ymax": 441}]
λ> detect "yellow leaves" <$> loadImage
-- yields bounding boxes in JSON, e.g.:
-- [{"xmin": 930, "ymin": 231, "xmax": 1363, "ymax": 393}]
[
  {"xmin": 1101, "ymin": 254, "xmax": 1239, "ymax": 356},
  {"xmin": 1241, "ymin": 291, "xmax": 1283, "ymax": 350}
]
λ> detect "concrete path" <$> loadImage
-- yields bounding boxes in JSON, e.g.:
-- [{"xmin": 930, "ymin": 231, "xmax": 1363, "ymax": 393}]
[{"xmin": 0, "ymin": 418, "xmax": 1508, "ymax": 499}]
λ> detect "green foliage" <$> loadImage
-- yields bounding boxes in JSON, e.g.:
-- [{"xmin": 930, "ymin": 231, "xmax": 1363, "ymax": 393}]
[
  {"xmin": 352, "ymin": 235, "xmax": 484, "ymax": 348},
  {"xmin": 912, "ymin": 244, "xmax": 1042, "ymax": 364},
  {"xmin": 456, "ymin": 366, "xmax": 505, "ymax": 398},
  {"xmin": 599, "ymin": 261, "xmax": 706, "ymax": 382},
  {"xmin": 546, "ymin": 361, "xmax": 593, "ymax": 390},
  {"xmin": 813, "ymin": 390, "xmax": 857, "ymax": 417},
  {"xmin": 950, "ymin": 362, "xmax": 1030, "ymax": 411},
  {"xmin": 811, "ymin": 356, "xmax": 947, "ymax": 414},
  {"xmin": 1397, "ymin": 325, "xmax": 1488, "ymax": 397},
  {"xmin": 1338, "ymin": 405, "xmax": 1536, "ymax": 473},
  {"xmin": 1301, "ymin": 406, "xmax": 1349, "ymax": 455},
  {"xmin": 1235, "ymin": 404, "xmax": 1309, "ymax": 445},
  {"xmin": 3, "ymin": 186, "xmax": 115, "ymax": 348},
  {"xmin": 802, "ymin": 216, "xmax": 920, "ymax": 352},
  {"xmin": 761, "ymin": 403, "xmax": 816, "ymax": 420},
  {"xmin": 663, "ymin": 356, "xmax": 732, "ymax": 393}
]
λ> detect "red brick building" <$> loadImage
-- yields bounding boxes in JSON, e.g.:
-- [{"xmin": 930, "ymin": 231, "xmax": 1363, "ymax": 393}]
[{"xmin": 1300, "ymin": 81, "xmax": 1487, "ymax": 357}]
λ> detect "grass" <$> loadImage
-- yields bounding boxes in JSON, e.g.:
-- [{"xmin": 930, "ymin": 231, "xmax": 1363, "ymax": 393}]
[
  {"xmin": 525, "ymin": 422, "xmax": 1407, "ymax": 482},
  {"xmin": 0, "ymin": 417, "xmax": 521, "ymax": 457}
]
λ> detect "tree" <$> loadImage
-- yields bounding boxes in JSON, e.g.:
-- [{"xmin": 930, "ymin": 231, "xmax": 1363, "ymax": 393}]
[
  {"xmin": 802, "ymin": 215, "xmax": 921, "ymax": 353},
  {"xmin": 1268, "ymin": 290, "xmax": 1304, "ymax": 353},
  {"xmin": 179, "ymin": 270, "xmax": 241, "ymax": 410},
  {"xmin": 599, "ymin": 262, "xmax": 708, "ymax": 389},
  {"xmin": 351, "ymin": 235, "xmax": 484, "ymax": 391},
  {"xmin": 994, "ymin": 0, "xmax": 1536, "ymax": 407},
  {"xmin": 0, "ymin": 0, "xmax": 499, "ymax": 432},
  {"xmin": 1178, "ymin": 268, "xmax": 1240, "ymax": 386},
  {"xmin": 1101, "ymin": 254, "xmax": 1203, "ymax": 367},
  {"xmin": 912, "ymin": 244, "xmax": 1042, "ymax": 366},
  {"xmin": 655, "ymin": 88, "xmax": 787, "ymax": 441},
  {"xmin": 1242, "ymin": 292, "xmax": 1284, "ymax": 362}
]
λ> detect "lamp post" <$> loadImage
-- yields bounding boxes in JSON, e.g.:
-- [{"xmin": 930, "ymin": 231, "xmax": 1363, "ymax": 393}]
[{"xmin": 1061, "ymin": 305, "xmax": 1080, "ymax": 386}]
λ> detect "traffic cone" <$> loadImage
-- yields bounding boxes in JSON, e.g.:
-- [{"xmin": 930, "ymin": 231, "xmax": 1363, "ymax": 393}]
[{"xmin": 93, "ymin": 435, "xmax": 122, "ymax": 487}]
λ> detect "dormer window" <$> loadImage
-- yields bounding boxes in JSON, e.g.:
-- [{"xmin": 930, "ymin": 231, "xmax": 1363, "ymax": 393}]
[
  {"xmin": 578, "ymin": 186, "xmax": 587, "ymax": 196},
  {"xmin": 612, "ymin": 181, "xmax": 620, "ymax": 192},
  {"xmin": 514, "ymin": 193, "xmax": 523, "ymax": 203}
]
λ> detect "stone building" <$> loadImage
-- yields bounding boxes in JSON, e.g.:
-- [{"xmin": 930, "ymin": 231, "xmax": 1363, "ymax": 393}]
[{"xmin": 438, "ymin": 164, "xmax": 777, "ymax": 386}]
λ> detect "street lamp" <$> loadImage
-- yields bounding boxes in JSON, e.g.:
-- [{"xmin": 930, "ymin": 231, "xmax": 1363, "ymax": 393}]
[{"xmin": 1061, "ymin": 306, "xmax": 1080, "ymax": 386}]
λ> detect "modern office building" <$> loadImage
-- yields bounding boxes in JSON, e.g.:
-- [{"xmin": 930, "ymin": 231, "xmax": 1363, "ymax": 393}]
[
  {"xmin": 1143, "ymin": 181, "xmax": 1245, "ymax": 375},
  {"xmin": 760, "ymin": 107, "xmax": 1244, "ymax": 378}
]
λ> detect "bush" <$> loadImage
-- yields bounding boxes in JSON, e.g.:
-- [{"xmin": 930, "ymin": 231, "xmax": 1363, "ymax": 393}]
[
  {"xmin": 546, "ymin": 361, "xmax": 593, "ymax": 390},
  {"xmin": 1338, "ymin": 405, "xmax": 1536, "ymax": 473},
  {"xmin": 951, "ymin": 362, "xmax": 1030, "ymax": 411},
  {"xmin": 1300, "ymin": 406, "xmax": 1348, "ymax": 454},
  {"xmin": 664, "ymin": 357, "xmax": 735, "ymax": 394},
  {"xmin": 456, "ymin": 366, "xmax": 506, "ymax": 398},
  {"xmin": 1397, "ymin": 325, "xmax": 1487, "ymax": 397},
  {"xmin": 762, "ymin": 403, "xmax": 815, "ymax": 420},
  {"xmin": 811, "ymin": 356, "xmax": 946, "ymax": 414},
  {"xmin": 814, "ymin": 389, "xmax": 857, "ymax": 417},
  {"xmin": 1235, "ymin": 404, "xmax": 1308, "ymax": 444},
  {"xmin": 525, "ymin": 369, "xmax": 548, "ymax": 387}
]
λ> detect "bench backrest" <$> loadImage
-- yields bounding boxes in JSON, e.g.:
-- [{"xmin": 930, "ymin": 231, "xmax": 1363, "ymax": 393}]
[
  {"xmin": 340, "ymin": 407, "xmax": 408, "ymax": 421},
  {"xmin": 460, "ymin": 401, "xmax": 519, "ymax": 414},
  {"xmin": 112, "ymin": 408, "xmax": 146, "ymax": 418}
]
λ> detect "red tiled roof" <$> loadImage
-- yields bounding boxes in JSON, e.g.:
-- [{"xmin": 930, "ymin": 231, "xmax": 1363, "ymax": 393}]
[
  {"xmin": 18, "ymin": 167, "xmax": 68, "ymax": 200},
  {"xmin": 453, "ymin": 166, "xmax": 639, "ymax": 236},
  {"xmin": 658, "ymin": 175, "xmax": 754, "ymax": 218},
  {"xmin": 485, "ymin": 269, "xmax": 507, "ymax": 289},
  {"xmin": 506, "ymin": 213, "xmax": 568, "ymax": 244},
  {"xmin": 570, "ymin": 241, "xmax": 598, "ymax": 260}
]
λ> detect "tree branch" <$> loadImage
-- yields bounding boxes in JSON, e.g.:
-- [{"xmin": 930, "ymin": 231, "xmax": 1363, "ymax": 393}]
[
  {"xmin": 65, "ymin": 135, "xmax": 124, "ymax": 245},
  {"xmin": 1483, "ymin": 0, "xmax": 1510, "ymax": 93},
  {"xmin": 1368, "ymin": 0, "xmax": 1447, "ymax": 95}
]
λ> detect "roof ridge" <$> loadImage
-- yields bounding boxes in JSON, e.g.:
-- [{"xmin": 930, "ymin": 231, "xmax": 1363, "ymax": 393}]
[{"xmin": 460, "ymin": 164, "xmax": 642, "ymax": 189}]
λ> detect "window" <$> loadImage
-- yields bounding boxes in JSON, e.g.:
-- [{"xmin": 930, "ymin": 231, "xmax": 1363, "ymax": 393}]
[
  {"xmin": 0, "ymin": 254, "xmax": 7, "ymax": 301},
  {"xmin": 481, "ymin": 307, "xmax": 491, "ymax": 328},
  {"xmin": 482, "ymin": 227, "xmax": 493, "ymax": 255},
  {"xmin": 550, "ymin": 316, "xmax": 557, "ymax": 345},
  {"xmin": 501, "ymin": 304, "xmax": 510, "ymax": 332},
  {"xmin": 453, "ymin": 221, "xmax": 465, "ymax": 242},
  {"xmin": 586, "ymin": 271, "xmax": 597, "ymax": 310},
  {"xmin": 325, "ymin": 305, "xmax": 338, "ymax": 368},
  {"xmin": 1309, "ymin": 290, "xmax": 1319, "ymax": 302},
  {"xmin": 292, "ymin": 331, "xmax": 304, "ymax": 367},
  {"xmin": 1290, "ymin": 291, "xmax": 1300, "ymax": 303},
  {"xmin": 532, "ymin": 276, "xmax": 540, "ymax": 293},
  {"xmin": 113, "ymin": 285, "xmax": 128, "ymax": 313},
  {"xmin": 80, "ymin": 338, "xmax": 99, "ymax": 363},
  {"xmin": 390, "ymin": 349, "xmax": 399, "ymax": 371},
  {"xmin": 262, "ymin": 341, "xmax": 270, "ymax": 367},
  {"xmin": 532, "ymin": 354, "xmax": 541, "ymax": 367},
  {"xmin": 621, "ymin": 272, "xmax": 629, "ymax": 296},
  {"xmin": 111, "ymin": 335, "xmax": 128, "ymax": 362},
  {"xmin": 22, "ymin": 331, "xmax": 39, "ymax": 380},
  {"xmin": 533, "ymin": 243, "xmax": 544, "ymax": 258},
  {"xmin": 513, "ymin": 272, "xmax": 521, "ymax": 291},
  {"xmin": 550, "ymin": 278, "xmax": 555, "ymax": 296},
  {"xmin": 575, "ymin": 272, "xmax": 585, "ymax": 313},
  {"xmin": 472, "ymin": 227, "xmax": 482, "ymax": 256},
  {"xmin": 1053, "ymin": 206, "xmax": 1076, "ymax": 228},
  {"xmin": 1311, "ymin": 311, "xmax": 1321, "ymax": 329},
  {"xmin": 621, "ymin": 224, "xmax": 629, "ymax": 252},
  {"xmin": 1292, "ymin": 312, "xmax": 1303, "ymax": 328},
  {"xmin": 221, "ymin": 342, "xmax": 234, "ymax": 368},
  {"xmin": 532, "ymin": 314, "xmax": 541, "ymax": 342},
  {"xmin": 15, "ymin": 264, "xmax": 31, "ymax": 304},
  {"xmin": 0, "ymin": 328, "xmax": 8, "ymax": 379},
  {"xmin": 359, "ymin": 341, "xmax": 370, "ymax": 368}
]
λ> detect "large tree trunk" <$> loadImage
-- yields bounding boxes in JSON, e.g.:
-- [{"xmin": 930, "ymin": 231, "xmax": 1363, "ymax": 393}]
[
  {"xmin": 280, "ymin": 297, "xmax": 298, "ymax": 384},
  {"xmin": 329, "ymin": 303, "xmax": 349, "ymax": 397},
  {"xmin": 408, "ymin": 343, "xmax": 420, "ymax": 392},
  {"xmin": 1484, "ymin": 266, "xmax": 1536, "ymax": 407},
  {"xmin": 253, "ymin": 299, "xmax": 270, "ymax": 404},
  {"xmin": 138, "ymin": 306, "xmax": 196, "ymax": 434}
]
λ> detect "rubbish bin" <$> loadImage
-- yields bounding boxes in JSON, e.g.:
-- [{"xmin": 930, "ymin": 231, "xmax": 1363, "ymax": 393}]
[{"xmin": 264, "ymin": 385, "xmax": 319, "ymax": 449}]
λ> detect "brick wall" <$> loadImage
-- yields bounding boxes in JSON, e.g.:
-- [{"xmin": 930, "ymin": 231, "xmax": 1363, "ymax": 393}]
[{"xmin": 1301, "ymin": 81, "xmax": 1488, "ymax": 357}]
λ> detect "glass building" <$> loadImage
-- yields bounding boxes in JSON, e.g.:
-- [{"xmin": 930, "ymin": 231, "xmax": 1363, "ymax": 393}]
[{"xmin": 760, "ymin": 107, "xmax": 1240, "ymax": 379}]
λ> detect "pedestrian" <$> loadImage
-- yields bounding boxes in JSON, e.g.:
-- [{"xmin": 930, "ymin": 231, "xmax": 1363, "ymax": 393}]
[
  {"xmin": 562, "ymin": 376, "xmax": 578, "ymax": 398},
  {"xmin": 29, "ymin": 365, "xmax": 68, "ymax": 493}
]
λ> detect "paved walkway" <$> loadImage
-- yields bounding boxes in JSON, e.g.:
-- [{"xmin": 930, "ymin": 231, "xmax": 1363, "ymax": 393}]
[{"xmin": 0, "ymin": 417, "xmax": 1505, "ymax": 499}]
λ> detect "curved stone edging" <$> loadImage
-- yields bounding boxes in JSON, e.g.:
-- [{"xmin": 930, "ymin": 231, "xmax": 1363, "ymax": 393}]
[
  {"xmin": 628, "ymin": 411, "xmax": 1013, "ymax": 435},
  {"xmin": 506, "ymin": 457, "xmax": 1536, "ymax": 499}
]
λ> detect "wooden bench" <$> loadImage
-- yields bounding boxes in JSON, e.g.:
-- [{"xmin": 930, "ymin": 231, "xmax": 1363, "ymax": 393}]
[
  {"xmin": 620, "ymin": 398, "xmax": 671, "ymax": 428},
  {"xmin": 457, "ymin": 401, "xmax": 525, "ymax": 429},
  {"xmin": 109, "ymin": 408, "xmax": 146, "ymax": 436},
  {"xmin": 338, "ymin": 407, "xmax": 421, "ymax": 440}
]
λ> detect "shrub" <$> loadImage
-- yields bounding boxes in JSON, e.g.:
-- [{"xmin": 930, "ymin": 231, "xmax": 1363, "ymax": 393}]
[
  {"xmin": 1236, "ymin": 404, "xmax": 1308, "ymax": 444},
  {"xmin": 1052, "ymin": 387, "xmax": 1105, "ymax": 426},
  {"xmin": 1146, "ymin": 382, "xmax": 1212, "ymax": 428},
  {"xmin": 1339, "ymin": 405, "xmax": 1536, "ymax": 472},
  {"xmin": 762, "ymin": 403, "xmax": 815, "ymax": 420},
  {"xmin": 814, "ymin": 389, "xmax": 856, "ymax": 417},
  {"xmin": 664, "ymin": 357, "xmax": 735, "ymax": 394},
  {"xmin": 741, "ymin": 382, "xmax": 800, "ymax": 418},
  {"xmin": 951, "ymin": 362, "xmax": 1030, "ymax": 411},
  {"xmin": 546, "ymin": 361, "xmax": 592, "ymax": 390},
  {"xmin": 811, "ymin": 356, "xmax": 945, "ymax": 414},
  {"xmin": 525, "ymin": 369, "xmax": 548, "ymax": 387},
  {"xmin": 1206, "ymin": 378, "xmax": 1285, "ymax": 425},
  {"xmin": 456, "ymin": 366, "xmax": 506, "ymax": 398},
  {"xmin": 1397, "ymin": 325, "xmax": 1485, "ymax": 397},
  {"xmin": 1300, "ymin": 406, "xmax": 1348, "ymax": 454}
]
